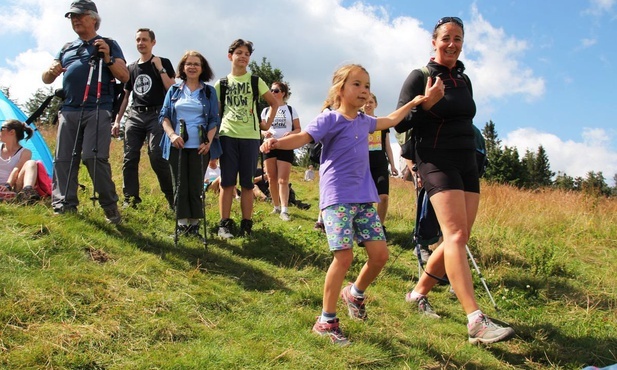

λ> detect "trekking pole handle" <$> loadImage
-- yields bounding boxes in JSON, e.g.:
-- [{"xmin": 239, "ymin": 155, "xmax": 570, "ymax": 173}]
[
  {"xmin": 199, "ymin": 125, "xmax": 209, "ymax": 145},
  {"xmin": 179, "ymin": 119, "xmax": 188, "ymax": 142}
]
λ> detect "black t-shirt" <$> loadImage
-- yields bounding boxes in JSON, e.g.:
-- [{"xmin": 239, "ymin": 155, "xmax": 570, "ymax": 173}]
[{"xmin": 125, "ymin": 56, "xmax": 175, "ymax": 107}]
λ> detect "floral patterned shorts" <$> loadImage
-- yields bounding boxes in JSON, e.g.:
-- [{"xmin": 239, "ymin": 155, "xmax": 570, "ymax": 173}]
[{"xmin": 322, "ymin": 203, "xmax": 385, "ymax": 251}]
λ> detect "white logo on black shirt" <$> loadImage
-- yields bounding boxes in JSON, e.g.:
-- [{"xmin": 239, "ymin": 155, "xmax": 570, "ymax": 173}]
[{"xmin": 134, "ymin": 74, "xmax": 153, "ymax": 96}]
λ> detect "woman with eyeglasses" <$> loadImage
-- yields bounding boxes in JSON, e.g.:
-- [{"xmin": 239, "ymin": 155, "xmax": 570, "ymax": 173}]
[
  {"xmin": 0, "ymin": 119, "xmax": 51, "ymax": 203},
  {"xmin": 159, "ymin": 50, "xmax": 221, "ymax": 240},
  {"xmin": 260, "ymin": 81, "xmax": 300, "ymax": 221},
  {"xmin": 395, "ymin": 16, "xmax": 514, "ymax": 344}
]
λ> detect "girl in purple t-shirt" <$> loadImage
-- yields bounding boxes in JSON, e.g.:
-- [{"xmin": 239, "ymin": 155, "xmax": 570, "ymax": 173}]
[{"xmin": 260, "ymin": 64, "xmax": 427, "ymax": 345}]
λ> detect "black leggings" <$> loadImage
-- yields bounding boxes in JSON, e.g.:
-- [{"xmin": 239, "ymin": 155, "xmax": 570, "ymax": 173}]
[{"xmin": 416, "ymin": 147, "xmax": 479, "ymax": 198}]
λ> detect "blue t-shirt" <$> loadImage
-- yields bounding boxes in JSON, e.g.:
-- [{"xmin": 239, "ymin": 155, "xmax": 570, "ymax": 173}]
[
  {"xmin": 305, "ymin": 110, "xmax": 379, "ymax": 210},
  {"xmin": 57, "ymin": 36, "xmax": 125, "ymax": 111},
  {"xmin": 174, "ymin": 85, "xmax": 207, "ymax": 149}
]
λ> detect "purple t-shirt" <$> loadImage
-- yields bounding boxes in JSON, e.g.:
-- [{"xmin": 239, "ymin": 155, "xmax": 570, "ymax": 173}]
[{"xmin": 305, "ymin": 110, "xmax": 379, "ymax": 210}]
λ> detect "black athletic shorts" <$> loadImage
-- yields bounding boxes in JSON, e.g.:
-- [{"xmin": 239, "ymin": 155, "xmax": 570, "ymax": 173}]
[
  {"xmin": 370, "ymin": 166, "xmax": 390, "ymax": 195},
  {"xmin": 416, "ymin": 147, "xmax": 479, "ymax": 198},
  {"xmin": 264, "ymin": 148, "xmax": 294, "ymax": 163}
]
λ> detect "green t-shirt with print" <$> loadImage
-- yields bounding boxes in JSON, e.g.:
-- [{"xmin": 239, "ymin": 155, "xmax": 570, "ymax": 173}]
[{"xmin": 215, "ymin": 72, "xmax": 269, "ymax": 139}]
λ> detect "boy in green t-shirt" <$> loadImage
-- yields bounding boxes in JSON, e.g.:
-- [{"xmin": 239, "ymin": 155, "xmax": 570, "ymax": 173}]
[{"xmin": 214, "ymin": 39, "xmax": 278, "ymax": 238}]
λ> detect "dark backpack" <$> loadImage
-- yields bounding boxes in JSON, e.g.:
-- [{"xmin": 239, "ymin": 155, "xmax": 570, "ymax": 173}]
[
  {"xmin": 308, "ymin": 141, "xmax": 322, "ymax": 164},
  {"xmin": 413, "ymin": 187, "xmax": 442, "ymax": 247},
  {"xmin": 219, "ymin": 74, "xmax": 260, "ymax": 131}
]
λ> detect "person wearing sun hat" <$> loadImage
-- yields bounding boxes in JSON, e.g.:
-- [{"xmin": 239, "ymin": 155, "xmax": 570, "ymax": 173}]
[{"xmin": 42, "ymin": 0, "xmax": 128, "ymax": 224}]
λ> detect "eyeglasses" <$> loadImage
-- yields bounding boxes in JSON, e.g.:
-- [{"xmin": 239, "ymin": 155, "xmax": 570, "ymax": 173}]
[
  {"xmin": 185, "ymin": 62, "xmax": 201, "ymax": 67},
  {"xmin": 270, "ymin": 89, "xmax": 281, "ymax": 93},
  {"xmin": 434, "ymin": 16, "xmax": 464, "ymax": 31}
]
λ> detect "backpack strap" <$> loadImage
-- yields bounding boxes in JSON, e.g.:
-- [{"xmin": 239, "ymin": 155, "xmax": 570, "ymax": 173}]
[
  {"xmin": 219, "ymin": 77, "xmax": 228, "ymax": 119},
  {"xmin": 287, "ymin": 105, "xmax": 294, "ymax": 131},
  {"xmin": 250, "ymin": 75, "xmax": 259, "ymax": 131}
]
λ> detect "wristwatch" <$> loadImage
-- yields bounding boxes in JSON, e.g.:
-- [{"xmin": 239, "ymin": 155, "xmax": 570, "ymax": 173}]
[
  {"xmin": 159, "ymin": 67, "xmax": 167, "ymax": 74},
  {"xmin": 106, "ymin": 56, "xmax": 115, "ymax": 66}
]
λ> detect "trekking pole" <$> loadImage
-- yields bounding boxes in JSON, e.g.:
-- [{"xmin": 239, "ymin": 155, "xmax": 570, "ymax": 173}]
[
  {"xmin": 466, "ymin": 244, "xmax": 498, "ymax": 310},
  {"xmin": 90, "ymin": 51, "xmax": 104, "ymax": 206},
  {"xmin": 62, "ymin": 56, "xmax": 96, "ymax": 209},
  {"xmin": 174, "ymin": 119, "xmax": 187, "ymax": 248},
  {"xmin": 199, "ymin": 125, "xmax": 209, "ymax": 250}
]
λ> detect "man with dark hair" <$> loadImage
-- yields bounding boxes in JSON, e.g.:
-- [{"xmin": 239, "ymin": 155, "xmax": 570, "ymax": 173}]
[
  {"xmin": 42, "ymin": 0, "xmax": 129, "ymax": 224},
  {"xmin": 112, "ymin": 28, "xmax": 175, "ymax": 209}
]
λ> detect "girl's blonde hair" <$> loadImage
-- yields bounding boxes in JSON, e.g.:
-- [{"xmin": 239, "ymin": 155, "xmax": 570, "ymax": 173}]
[{"xmin": 324, "ymin": 64, "xmax": 369, "ymax": 110}]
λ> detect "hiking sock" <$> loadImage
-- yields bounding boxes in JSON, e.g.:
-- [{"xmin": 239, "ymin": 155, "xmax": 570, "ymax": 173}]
[
  {"xmin": 350, "ymin": 284, "xmax": 365, "ymax": 298},
  {"xmin": 189, "ymin": 219, "xmax": 199, "ymax": 226},
  {"xmin": 319, "ymin": 311, "xmax": 337, "ymax": 323},
  {"xmin": 178, "ymin": 218, "xmax": 188, "ymax": 226},
  {"xmin": 281, "ymin": 206, "xmax": 288, "ymax": 213},
  {"xmin": 467, "ymin": 310, "xmax": 483, "ymax": 324},
  {"xmin": 408, "ymin": 291, "xmax": 424, "ymax": 302},
  {"xmin": 273, "ymin": 206, "xmax": 281, "ymax": 212}
]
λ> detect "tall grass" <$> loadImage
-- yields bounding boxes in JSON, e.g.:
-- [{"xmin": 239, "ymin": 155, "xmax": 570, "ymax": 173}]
[{"xmin": 0, "ymin": 126, "xmax": 615, "ymax": 369}]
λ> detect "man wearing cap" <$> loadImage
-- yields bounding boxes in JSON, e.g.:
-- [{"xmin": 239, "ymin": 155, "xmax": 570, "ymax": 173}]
[
  {"xmin": 42, "ymin": 0, "xmax": 128, "ymax": 224},
  {"xmin": 112, "ymin": 28, "xmax": 175, "ymax": 210}
]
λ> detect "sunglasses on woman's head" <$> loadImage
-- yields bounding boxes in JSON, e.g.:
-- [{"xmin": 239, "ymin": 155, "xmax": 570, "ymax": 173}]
[{"xmin": 434, "ymin": 16, "xmax": 464, "ymax": 31}]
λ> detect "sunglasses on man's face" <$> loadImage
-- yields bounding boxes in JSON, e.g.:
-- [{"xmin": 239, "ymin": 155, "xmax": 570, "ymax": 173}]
[
  {"xmin": 0, "ymin": 126, "xmax": 10, "ymax": 131},
  {"xmin": 270, "ymin": 89, "xmax": 281, "ymax": 94},
  {"xmin": 434, "ymin": 16, "xmax": 464, "ymax": 31}
]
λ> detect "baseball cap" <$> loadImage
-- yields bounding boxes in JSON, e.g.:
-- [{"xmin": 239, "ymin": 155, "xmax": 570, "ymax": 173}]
[{"xmin": 65, "ymin": 0, "xmax": 98, "ymax": 18}]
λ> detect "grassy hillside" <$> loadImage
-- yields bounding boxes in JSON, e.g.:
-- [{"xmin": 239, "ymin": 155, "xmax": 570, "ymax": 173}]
[{"xmin": 1, "ymin": 126, "xmax": 615, "ymax": 369}]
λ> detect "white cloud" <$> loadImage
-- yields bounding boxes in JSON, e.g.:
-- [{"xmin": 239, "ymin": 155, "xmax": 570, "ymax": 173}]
[
  {"xmin": 585, "ymin": 0, "xmax": 616, "ymax": 15},
  {"xmin": 463, "ymin": 5, "xmax": 545, "ymax": 106},
  {"xmin": 503, "ymin": 128, "xmax": 617, "ymax": 185},
  {"xmin": 580, "ymin": 38, "xmax": 598, "ymax": 48}
]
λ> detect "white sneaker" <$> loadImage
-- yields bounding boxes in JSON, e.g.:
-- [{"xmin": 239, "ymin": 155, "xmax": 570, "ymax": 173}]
[
  {"xmin": 280, "ymin": 212, "xmax": 291, "ymax": 221},
  {"xmin": 468, "ymin": 314, "xmax": 515, "ymax": 344},
  {"xmin": 271, "ymin": 208, "xmax": 281, "ymax": 215}
]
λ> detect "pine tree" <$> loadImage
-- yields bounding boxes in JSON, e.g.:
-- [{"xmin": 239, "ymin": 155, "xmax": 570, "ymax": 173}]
[
  {"xmin": 534, "ymin": 145, "xmax": 554, "ymax": 187},
  {"xmin": 23, "ymin": 86, "xmax": 63, "ymax": 126},
  {"xmin": 554, "ymin": 171, "xmax": 575, "ymax": 191}
]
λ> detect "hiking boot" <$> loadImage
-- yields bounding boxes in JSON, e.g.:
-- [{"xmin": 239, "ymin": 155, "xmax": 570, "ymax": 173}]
[
  {"xmin": 313, "ymin": 221, "xmax": 325, "ymax": 232},
  {"xmin": 53, "ymin": 206, "xmax": 77, "ymax": 215},
  {"xmin": 103, "ymin": 206, "xmax": 122, "ymax": 225},
  {"xmin": 280, "ymin": 212, "xmax": 291, "ymax": 222},
  {"xmin": 186, "ymin": 224, "xmax": 204, "ymax": 239},
  {"xmin": 405, "ymin": 293, "xmax": 440, "ymax": 319},
  {"xmin": 122, "ymin": 197, "xmax": 140, "ymax": 209},
  {"xmin": 340, "ymin": 283, "xmax": 367, "ymax": 321},
  {"xmin": 468, "ymin": 314, "xmax": 515, "ymax": 344},
  {"xmin": 16, "ymin": 187, "xmax": 40, "ymax": 204},
  {"xmin": 312, "ymin": 317, "xmax": 350, "ymax": 346},
  {"xmin": 240, "ymin": 219, "xmax": 253, "ymax": 236},
  {"xmin": 217, "ymin": 219, "xmax": 234, "ymax": 239}
]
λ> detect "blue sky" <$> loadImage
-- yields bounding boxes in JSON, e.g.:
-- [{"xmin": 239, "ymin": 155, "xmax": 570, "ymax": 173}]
[{"xmin": 1, "ymin": 0, "xmax": 616, "ymax": 184}]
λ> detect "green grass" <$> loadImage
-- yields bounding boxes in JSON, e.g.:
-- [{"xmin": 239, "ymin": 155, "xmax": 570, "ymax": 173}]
[{"xmin": 1, "ymin": 135, "xmax": 616, "ymax": 369}]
